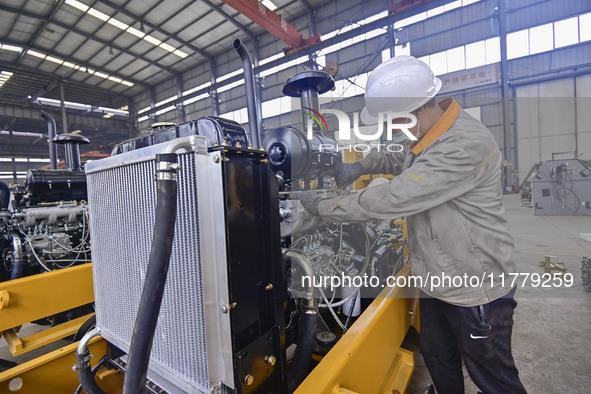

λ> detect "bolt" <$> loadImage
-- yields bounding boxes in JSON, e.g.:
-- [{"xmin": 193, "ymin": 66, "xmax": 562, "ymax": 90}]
[
  {"xmin": 265, "ymin": 355, "xmax": 277, "ymax": 366},
  {"xmin": 213, "ymin": 155, "xmax": 220, "ymax": 163},
  {"xmin": 265, "ymin": 283, "xmax": 273, "ymax": 290},
  {"xmin": 243, "ymin": 374, "xmax": 254, "ymax": 386},
  {"xmin": 221, "ymin": 305, "xmax": 229, "ymax": 313},
  {"xmin": 408, "ymin": 311, "xmax": 414, "ymax": 315}
]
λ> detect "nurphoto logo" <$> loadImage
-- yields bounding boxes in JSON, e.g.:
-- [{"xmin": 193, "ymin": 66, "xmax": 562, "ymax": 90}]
[{"xmin": 305, "ymin": 109, "xmax": 418, "ymax": 153}]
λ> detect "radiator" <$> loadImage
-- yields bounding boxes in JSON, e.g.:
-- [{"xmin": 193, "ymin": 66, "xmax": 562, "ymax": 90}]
[{"xmin": 85, "ymin": 137, "xmax": 235, "ymax": 393}]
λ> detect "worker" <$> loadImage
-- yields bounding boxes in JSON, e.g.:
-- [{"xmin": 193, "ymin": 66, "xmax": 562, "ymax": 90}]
[{"xmin": 298, "ymin": 55, "xmax": 527, "ymax": 394}]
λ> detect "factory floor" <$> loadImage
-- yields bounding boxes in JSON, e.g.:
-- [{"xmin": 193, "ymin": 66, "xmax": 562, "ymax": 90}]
[{"xmin": 405, "ymin": 193, "xmax": 591, "ymax": 394}]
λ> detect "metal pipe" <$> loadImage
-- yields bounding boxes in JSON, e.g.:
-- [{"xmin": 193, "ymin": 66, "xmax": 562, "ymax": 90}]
[
  {"xmin": 40, "ymin": 111, "xmax": 58, "ymax": 169},
  {"xmin": 9, "ymin": 234, "xmax": 24, "ymax": 280},
  {"xmin": 75, "ymin": 327, "xmax": 106, "ymax": 394},
  {"xmin": 59, "ymin": 80, "xmax": 68, "ymax": 135},
  {"xmin": 283, "ymin": 249, "xmax": 316, "ymax": 307},
  {"xmin": 64, "ymin": 143, "xmax": 81, "ymax": 171},
  {"xmin": 233, "ymin": 39, "xmax": 261, "ymax": 149}
]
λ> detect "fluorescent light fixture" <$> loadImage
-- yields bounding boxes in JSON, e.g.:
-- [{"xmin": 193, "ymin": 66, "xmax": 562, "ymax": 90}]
[
  {"xmin": 121, "ymin": 80, "xmax": 134, "ymax": 87},
  {"xmin": 94, "ymin": 71, "xmax": 109, "ymax": 79},
  {"xmin": 173, "ymin": 49, "xmax": 188, "ymax": 58},
  {"xmin": 108, "ymin": 76, "xmax": 123, "ymax": 83},
  {"xmin": 63, "ymin": 61, "xmax": 76, "ymax": 68},
  {"xmin": 86, "ymin": 68, "xmax": 95, "ymax": 74},
  {"xmin": 126, "ymin": 26, "xmax": 145, "ymax": 38},
  {"xmin": 155, "ymin": 95, "xmax": 178, "ymax": 107},
  {"xmin": 72, "ymin": 130, "xmax": 82, "ymax": 134},
  {"xmin": 138, "ymin": 115, "xmax": 149, "ymax": 123},
  {"xmin": 103, "ymin": 113, "xmax": 114, "ymax": 118},
  {"xmin": 138, "ymin": 107, "xmax": 150, "ymax": 114},
  {"xmin": 1, "ymin": 44, "xmax": 22, "ymax": 52},
  {"xmin": 108, "ymin": 18, "xmax": 129, "ymax": 30},
  {"xmin": 143, "ymin": 35, "xmax": 162, "ymax": 46},
  {"xmin": 159, "ymin": 42, "xmax": 175, "ymax": 52},
  {"xmin": 28, "ymin": 49, "xmax": 46, "ymax": 59},
  {"xmin": 118, "ymin": 105, "xmax": 129, "ymax": 110},
  {"xmin": 87, "ymin": 7, "xmax": 110, "ymax": 22},
  {"xmin": 261, "ymin": 0, "xmax": 277, "ymax": 11},
  {"xmin": 1, "ymin": 71, "xmax": 13, "ymax": 76},
  {"xmin": 45, "ymin": 55, "xmax": 64, "ymax": 64},
  {"xmin": 65, "ymin": 0, "xmax": 89, "ymax": 12}
]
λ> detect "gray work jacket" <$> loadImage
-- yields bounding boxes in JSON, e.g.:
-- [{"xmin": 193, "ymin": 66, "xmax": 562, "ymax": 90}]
[{"xmin": 318, "ymin": 99, "xmax": 515, "ymax": 306}]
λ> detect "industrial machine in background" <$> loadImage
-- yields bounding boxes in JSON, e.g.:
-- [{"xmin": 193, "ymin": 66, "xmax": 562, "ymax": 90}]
[
  {"xmin": 0, "ymin": 112, "xmax": 91, "ymax": 283},
  {"xmin": 532, "ymin": 159, "xmax": 591, "ymax": 216}
]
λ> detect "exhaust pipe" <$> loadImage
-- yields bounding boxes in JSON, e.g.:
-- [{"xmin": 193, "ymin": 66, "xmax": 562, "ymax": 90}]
[
  {"xmin": 40, "ymin": 111, "xmax": 58, "ymax": 170},
  {"xmin": 233, "ymin": 39, "xmax": 261, "ymax": 149}
]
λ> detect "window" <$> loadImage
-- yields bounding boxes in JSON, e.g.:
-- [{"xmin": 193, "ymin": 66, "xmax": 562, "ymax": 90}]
[
  {"xmin": 429, "ymin": 51, "xmax": 448, "ymax": 76},
  {"xmin": 507, "ymin": 29, "xmax": 529, "ymax": 59},
  {"xmin": 554, "ymin": 17, "xmax": 579, "ymax": 48},
  {"xmin": 580, "ymin": 12, "xmax": 591, "ymax": 42},
  {"xmin": 447, "ymin": 46, "xmax": 465, "ymax": 73},
  {"xmin": 485, "ymin": 37, "xmax": 500, "ymax": 64},
  {"xmin": 465, "ymin": 41, "xmax": 486, "ymax": 69},
  {"xmin": 529, "ymin": 23, "xmax": 553, "ymax": 55}
]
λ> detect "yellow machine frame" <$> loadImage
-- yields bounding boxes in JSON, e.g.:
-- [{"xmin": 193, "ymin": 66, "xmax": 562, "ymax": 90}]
[{"xmin": 0, "ymin": 263, "xmax": 121, "ymax": 393}]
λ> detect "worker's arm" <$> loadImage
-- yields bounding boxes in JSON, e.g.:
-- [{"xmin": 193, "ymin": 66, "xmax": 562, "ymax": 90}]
[
  {"xmin": 318, "ymin": 143, "xmax": 477, "ymax": 222},
  {"xmin": 358, "ymin": 149, "xmax": 406, "ymax": 176}
]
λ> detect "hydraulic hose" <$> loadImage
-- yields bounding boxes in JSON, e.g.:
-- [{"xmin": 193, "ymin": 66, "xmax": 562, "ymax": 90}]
[
  {"xmin": 233, "ymin": 39, "xmax": 261, "ymax": 149},
  {"xmin": 288, "ymin": 307, "xmax": 317, "ymax": 393},
  {"xmin": 283, "ymin": 250, "xmax": 318, "ymax": 393},
  {"xmin": 9, "ymin": 234, "xmax": 24, "ymax": 280},
  {"xmin": 40, "ymin": 111, "xmax": 58, "ymax": 170},
  {"xmin": 123, "ymin": 153, "xmax": 179, "ymax": 394},
  {"xmin": 74, "ymin": 328, "xmax": 106, "ymax": 394}
]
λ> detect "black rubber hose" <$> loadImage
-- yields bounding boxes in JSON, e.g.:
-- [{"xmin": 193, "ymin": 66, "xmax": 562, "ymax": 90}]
[
  {"xmin": 233, "ymin": 39, "xmax": 261, "ymax": 149},
  {"xmin": 75, "ymin": 349, "xmax": 106, "ymax": 394},
  {"xmin": 123, "ymin": 153, "xmax": 178, "ymax": 394},
  {"xmin": 40, "ymin": 111, "xmax": 58, "ymax": 170},
  {"xmin": 287, "ymin": 307, "xmax": 317, "ymax": 393},
  {"xmin": 0, "ymin": 181, "xmax": 9, "ymax": 210}
]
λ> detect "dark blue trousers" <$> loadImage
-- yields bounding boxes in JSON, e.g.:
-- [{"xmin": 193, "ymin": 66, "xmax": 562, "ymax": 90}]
[{"xmin": 419, "ymin": 289, "xmax": 527, "ymax": 394}]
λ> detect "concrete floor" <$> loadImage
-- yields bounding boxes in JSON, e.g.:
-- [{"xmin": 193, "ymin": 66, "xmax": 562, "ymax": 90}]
[{"xmin": 406, "ymin": 193, "xmax": 591, "ymax": 394}]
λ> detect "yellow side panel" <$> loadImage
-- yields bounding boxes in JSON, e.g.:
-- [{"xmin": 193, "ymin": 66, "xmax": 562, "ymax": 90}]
[
  {"xmin": 0, "ymin": 263, "xmax": 94, "ymax": 332},
  {"xmin": 296, "ymin": 264, "xmax": 419, "ymax": 394},
  {"xmin": 0, "ymin": 337, "xmax": 122, "ymax": 393}
]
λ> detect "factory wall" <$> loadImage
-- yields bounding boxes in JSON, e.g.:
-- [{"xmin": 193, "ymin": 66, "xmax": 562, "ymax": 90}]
[{"xmin": 131, "ymin": 0, "xmax": 591, "ymax": 187}]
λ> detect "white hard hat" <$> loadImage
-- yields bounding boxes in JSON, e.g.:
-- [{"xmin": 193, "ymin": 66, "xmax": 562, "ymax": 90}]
[{"xmin": 361, "ymin": 55, "xmax": 442, "ymax": 125}]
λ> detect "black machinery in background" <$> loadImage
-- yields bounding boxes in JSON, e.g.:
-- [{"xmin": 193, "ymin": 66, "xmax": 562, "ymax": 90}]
[
  {"xmin": 77, "ymin": 39, "xmax": 408, "ymax": 394},
  {"xmin": 532, "ymin": 159, "xmax": 591, "ymax": 216},
  {"xmin": 0, "ymin": 112, "xmax": 91, "ymax": 284}
]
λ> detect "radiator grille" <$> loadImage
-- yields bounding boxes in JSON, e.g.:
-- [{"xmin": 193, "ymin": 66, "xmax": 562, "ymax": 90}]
[{"xmin": 87, "ymin": 152, "xmax": 211, "ymax": 391}]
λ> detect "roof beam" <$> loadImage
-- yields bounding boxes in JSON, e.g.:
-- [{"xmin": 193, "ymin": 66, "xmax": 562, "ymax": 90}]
[
  {"xmin": 96, "ymin": 0, "xmax": 212, "ymax": 59},
  {"xmin": 15, "ymin": 0, "xmax": 65, "ymax": 66},
  {"xmin": 200, "ymin": 0, "xmax": 255, "ymax": 39},
  {"xmin": 1, "ymin": 38, "xmax": 146, "ymax": 88},
  {"xmin": 27, "ymin": 79, "xmax": 59, "ymax": 105},
  {"xmin": 0, "ymin": 3, "xmax": 175, "ymax": 77},
  {"xmin": 219, "ymin": 0, "xmax": 320, "ymax": 51},
  {"xmin": 0, "ymin": 61, "xmax": 129, "ymax": 99}
]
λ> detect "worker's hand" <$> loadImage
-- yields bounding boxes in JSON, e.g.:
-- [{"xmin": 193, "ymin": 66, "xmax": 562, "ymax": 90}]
[
  {"xmin": 335, "ymin": 162, "xmax": 364, "ymax": 187},
  {"xmin": 297, "ymin": 190, "xmax": 322, "ymax": 216}
]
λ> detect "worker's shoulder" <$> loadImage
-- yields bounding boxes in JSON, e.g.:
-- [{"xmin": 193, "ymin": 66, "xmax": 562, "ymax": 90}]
[{"xmin": 441, "ymin": 109, "xmax": 499, "ymax": 162}]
